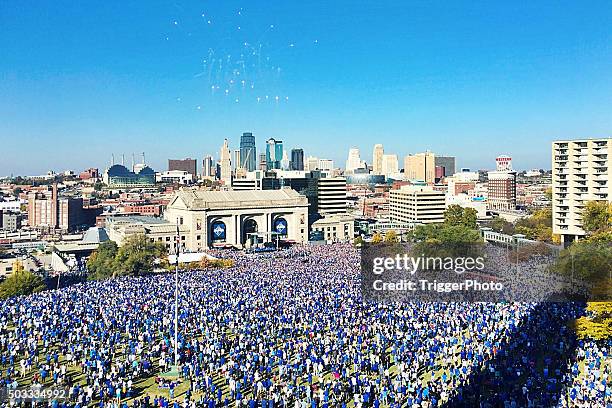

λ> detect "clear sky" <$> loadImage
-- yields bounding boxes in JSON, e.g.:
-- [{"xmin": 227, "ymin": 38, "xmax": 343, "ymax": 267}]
[{"xmin": 1, "ymin": 0, "xmax": 611, "ymax": 176}]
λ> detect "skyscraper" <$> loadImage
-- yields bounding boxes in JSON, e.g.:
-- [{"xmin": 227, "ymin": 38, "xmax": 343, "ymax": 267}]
[
  {"xmin": 404, "ymin": 152, "xmax": 436, "ymax": 183},
  {"xmin": 318, "ymin": 159, "xmax": 334, "ymax": 172},
  {"xmin": 305, "ymin": 156, "xmax": 319, "ymax": 172},
  {"xmin": 434, "ymin": 156, "xmax": 456, "ymax": 178},
  {"xmin": 232, "ymin": 150, "xmax": 241, "ymax": 172},
  {"xmin": 281, "ymin": 150, "xmax": 290, "ymax": 170},
  {"xmin": 266, "ymin": 138, "xmax": 283, "ymax": 170},
  {"xmin": 168, "ymin": 158, "xmax": 197, "ymax": 177},
  {"xmin": 552, "ymin": 138, "xmax": 610, "ymax": 244},
  {"xmin": 372, "ymin": 144, "xmax": 384, "ymax": 175},
  {"xmin": 239, "ymin": 132, "xmax": 257, "ymax": 171},
  {"xmin": 345, "ymin": 148, "xmax": 365, "ymax": 173},
  {"xmin": 202, "ymin": 155, "xmax": 213, "ymax": 178},
  {"xmin": 487, "ymin": 170, "xmax": 517, "ymax": 211},
  {"xmin": 381, "ymin": 154, "xmax": 399, "ymax": 177},
  {"xmin": 258, "ymin": 153, "xmax": 267, "ymax": 171},
  {"xmin": 220, "ymin": 139, "xmax": 232, "ymax": 184},
  {"xmin": 291, "ymin": 149, "xmax": 304, "ymax": 171}
]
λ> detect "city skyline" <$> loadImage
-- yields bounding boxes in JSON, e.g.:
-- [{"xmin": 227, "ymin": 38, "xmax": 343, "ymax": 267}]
[
  {"xmin": 0, "ymin": 136, "xmax": 586, "ymax": 178},
  {"xmin": 2, "ymin": 1, "xmax": 612, "ymax": 175}
]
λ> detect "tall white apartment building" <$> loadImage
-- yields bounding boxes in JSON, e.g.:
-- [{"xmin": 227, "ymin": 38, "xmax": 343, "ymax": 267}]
[
  {"xmin": 552, "ymin": 138, "xmax": 610, "ymax": 244},
  {"xmin": 389, "ymin": 185, "xmax": 446, "ymax": 224}
]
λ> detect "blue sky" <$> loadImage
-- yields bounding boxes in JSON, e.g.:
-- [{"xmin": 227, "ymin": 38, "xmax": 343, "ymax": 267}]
[{"xmin": 1, "ymin": 0, "xmax": 611, "ymax": 176}]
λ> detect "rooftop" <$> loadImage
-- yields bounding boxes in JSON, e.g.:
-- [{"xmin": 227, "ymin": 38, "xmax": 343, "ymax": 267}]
[
  {"xmin": 105, "ymin": 215, "xmax": 168, "ymax": 225},
  {"xmin": 169, "ymin": 188, "xmax": 309, "ymax": 210}
]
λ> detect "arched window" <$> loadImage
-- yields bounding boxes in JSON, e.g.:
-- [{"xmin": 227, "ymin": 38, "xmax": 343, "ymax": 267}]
[
  {"xmin": 211, "ymin": 221, "xmax": 226, "ymax": 242},
  {"xmin": 274, "ymin": 217, "xmax": 288, "ymax": 236},
  {"xmin": 242, "ymin": 219, "xmax": 258, "ymax": 244}
]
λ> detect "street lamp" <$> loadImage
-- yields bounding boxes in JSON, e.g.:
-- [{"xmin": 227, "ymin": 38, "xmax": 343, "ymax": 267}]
[
  {"xmin": 512, "ymin": 234, "xmax": 526, "ymax": 273},
  {"xmin": 174, "ymin": 219, "xmax": 179, "ymax": 369},
  {"xmin": 162, "ymin": 218, "xmax": 180, "ymax": 378}
]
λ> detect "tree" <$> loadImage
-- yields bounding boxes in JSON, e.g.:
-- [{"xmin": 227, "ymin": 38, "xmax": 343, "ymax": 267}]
[
  {"xmin": 514, "ymin": 208, "xmax": 554, "ymax": 242},
  {"xmin": 353, "ymin": 236, "xmax": 364, "ymax": 247},
  {"xmin": 488, "ymin": 216, "xmax": 515, "ymax": 235},
  {"xmin": 586, "ymin": 230, "xmax": 612, "ymax": 243},
  {"xmin": 409, "ymin": 223, "xmax": 483, "ymax": 260},
  {"xmin": 444, "ymin": 205, "xmax": 464, "ymax": 227},
  {"xmin": 113, "ymin": 234, "xmax": 166, "ymax": 277},
  {"xmin": 552, "ymin": 241, "xmax": 612, "ymax": 282},
  {"xmin": 384, "ymin": 230, "xmax": 399, "ymax": 243},
  {"xmin": 444, "ymin": 205, "xmax": 478, "ymax": 229},
  {"xmin": 87, "ymin": 241, "xmax": 119, "ymax": 280},
  {"xmin": 544, "ymin": 187, "xmax": 552, "ymax": 201},
  {"xmin": 582, "ymin": 201, "xmax": 612, "ymax": 234},
  {"xmin": 408, "ymin": 224, "xmax": 442, "ymax": 242},
  {"xmin": 410, "ymin": 223, "xmax": 481, "ymax": 245},
  {"xmin": 0, "ymin": 261, "xmax": 46, "ymax": 299},
  {"xmin": 573, "ymin": 302, "xmax": 612, "ymax": 340},
  {"xmin": 371, "ymin": 233, "xmax": 383, "ymax": 244}
]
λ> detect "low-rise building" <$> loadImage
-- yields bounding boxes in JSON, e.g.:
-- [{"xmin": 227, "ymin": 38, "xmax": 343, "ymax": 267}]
[
  {"xmin": 0, "ymin": 211, "xmax": 20, "ymax": 232},
  {"xmin": 107, "ymin": 188, "xmax": 309, "ymax": 250},
  {"xmin": 311, "ymin": 214, "xmax": 355, "ymax": 242},
  {"xmin": 156, "ymin": 170, "xmax": 193, "ymax": 185}
]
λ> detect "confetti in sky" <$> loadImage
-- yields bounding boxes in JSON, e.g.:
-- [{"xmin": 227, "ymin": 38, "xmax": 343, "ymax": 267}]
[{"xmin": 164, "ymin": 4, "xmax": 319, "ymax": 109}]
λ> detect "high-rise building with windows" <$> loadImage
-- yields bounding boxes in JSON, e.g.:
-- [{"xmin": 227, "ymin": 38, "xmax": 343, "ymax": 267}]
[
  {"xmin": 486, "ymin": 154, "xmax": 516, "ymax": 211},
  {"xmin": 389, "ymin": 185, "xmax": 446, "ymax": 224},
  {"xmin": 266, "ymin": 138, "xmax": 283, "ymax": 170},
  {"xmin": 232, "ymin": 150, "xmax": 241, "ymax": 172},
  {"xmin": 316, "ymin": 177, "xmax": 347, "ymax": 215},
  {"xmin": 434, "ymin": 156, "xmax": 456, "ymax": 178},
  {"xmin": 404, "ymin": 152, "xmax": 436, "ymax": 183},
  {"xmin": 258, "ymin": 153, "xmax": 267, "ymax": 171},
  {"xmin": 372, "ymin": 144, "xmax": 384, "ymax": 175},
  {"xmin": 239, "ymin": 132, "xmax": 257, "ymax": 171},
  {"xmin": 281, "ymin": 150, "xmax": 290, "ymax": 170},
  {"xmin": 291, "ymin": 148, "xmax": 304, "ymax": 171},
  {"xmin": 168, "ymin": 158, "xmax": 197, "ymax": 177},
  {"xmin": 202, "ymin": 155, "xmax": 214, "ymax": 178},
  {"xmin": 27, "ymin": 184, "xmax": 101, "ymax": 232},
  {"xmin": 345, "ymin": 148, "xmax": 365, "ymax": 173},
  {"xmin": 487, "ymin": 170, "xmax": 517, "ymax": 211},
  {"xmin": 220, "ymin": 139, "xmax": 232, "ymax": 184},
  {"xmin": 381, "ymin": 154, "xmax": 399, "ymax": 177},
  {"xmin": 552, "ymin": 138, "xmax": 610, "ymax": 244}
]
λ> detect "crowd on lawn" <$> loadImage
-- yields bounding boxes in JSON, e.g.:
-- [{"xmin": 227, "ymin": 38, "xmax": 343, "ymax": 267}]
[{"xmin": 0, "ymin": 243, "xmax": 608, "ymax": 407}]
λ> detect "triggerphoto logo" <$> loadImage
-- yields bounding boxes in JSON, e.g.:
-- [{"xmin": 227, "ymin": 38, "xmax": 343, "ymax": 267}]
[{"xmin": 361, "ymin": 241, "xmax": 601, "ymax": 303}]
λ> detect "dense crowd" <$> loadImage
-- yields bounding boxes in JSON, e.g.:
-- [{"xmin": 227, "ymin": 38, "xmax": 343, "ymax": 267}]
[{"xmin": 0, "ymin": 243, "xmax": 608, "ymax": 407}]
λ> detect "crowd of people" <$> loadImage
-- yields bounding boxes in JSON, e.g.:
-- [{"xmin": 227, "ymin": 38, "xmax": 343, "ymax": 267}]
[{"xmin": 0, "ymin": 243, "xmax": 608, "ymax": 407}]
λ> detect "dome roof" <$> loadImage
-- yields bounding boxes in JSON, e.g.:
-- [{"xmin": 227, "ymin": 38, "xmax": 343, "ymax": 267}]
[
  {"xmin": 137, "ymin": 166, "xmax": 155, "ymax": 175},
  {"xmin": 106, "ymin": 164, "xmax": 132, "ymax": 176}
]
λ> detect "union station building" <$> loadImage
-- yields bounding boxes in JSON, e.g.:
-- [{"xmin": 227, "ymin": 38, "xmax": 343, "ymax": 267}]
[{"xmin": 106, "ymin": 188, "xmax": 309, "ymax": 251}]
